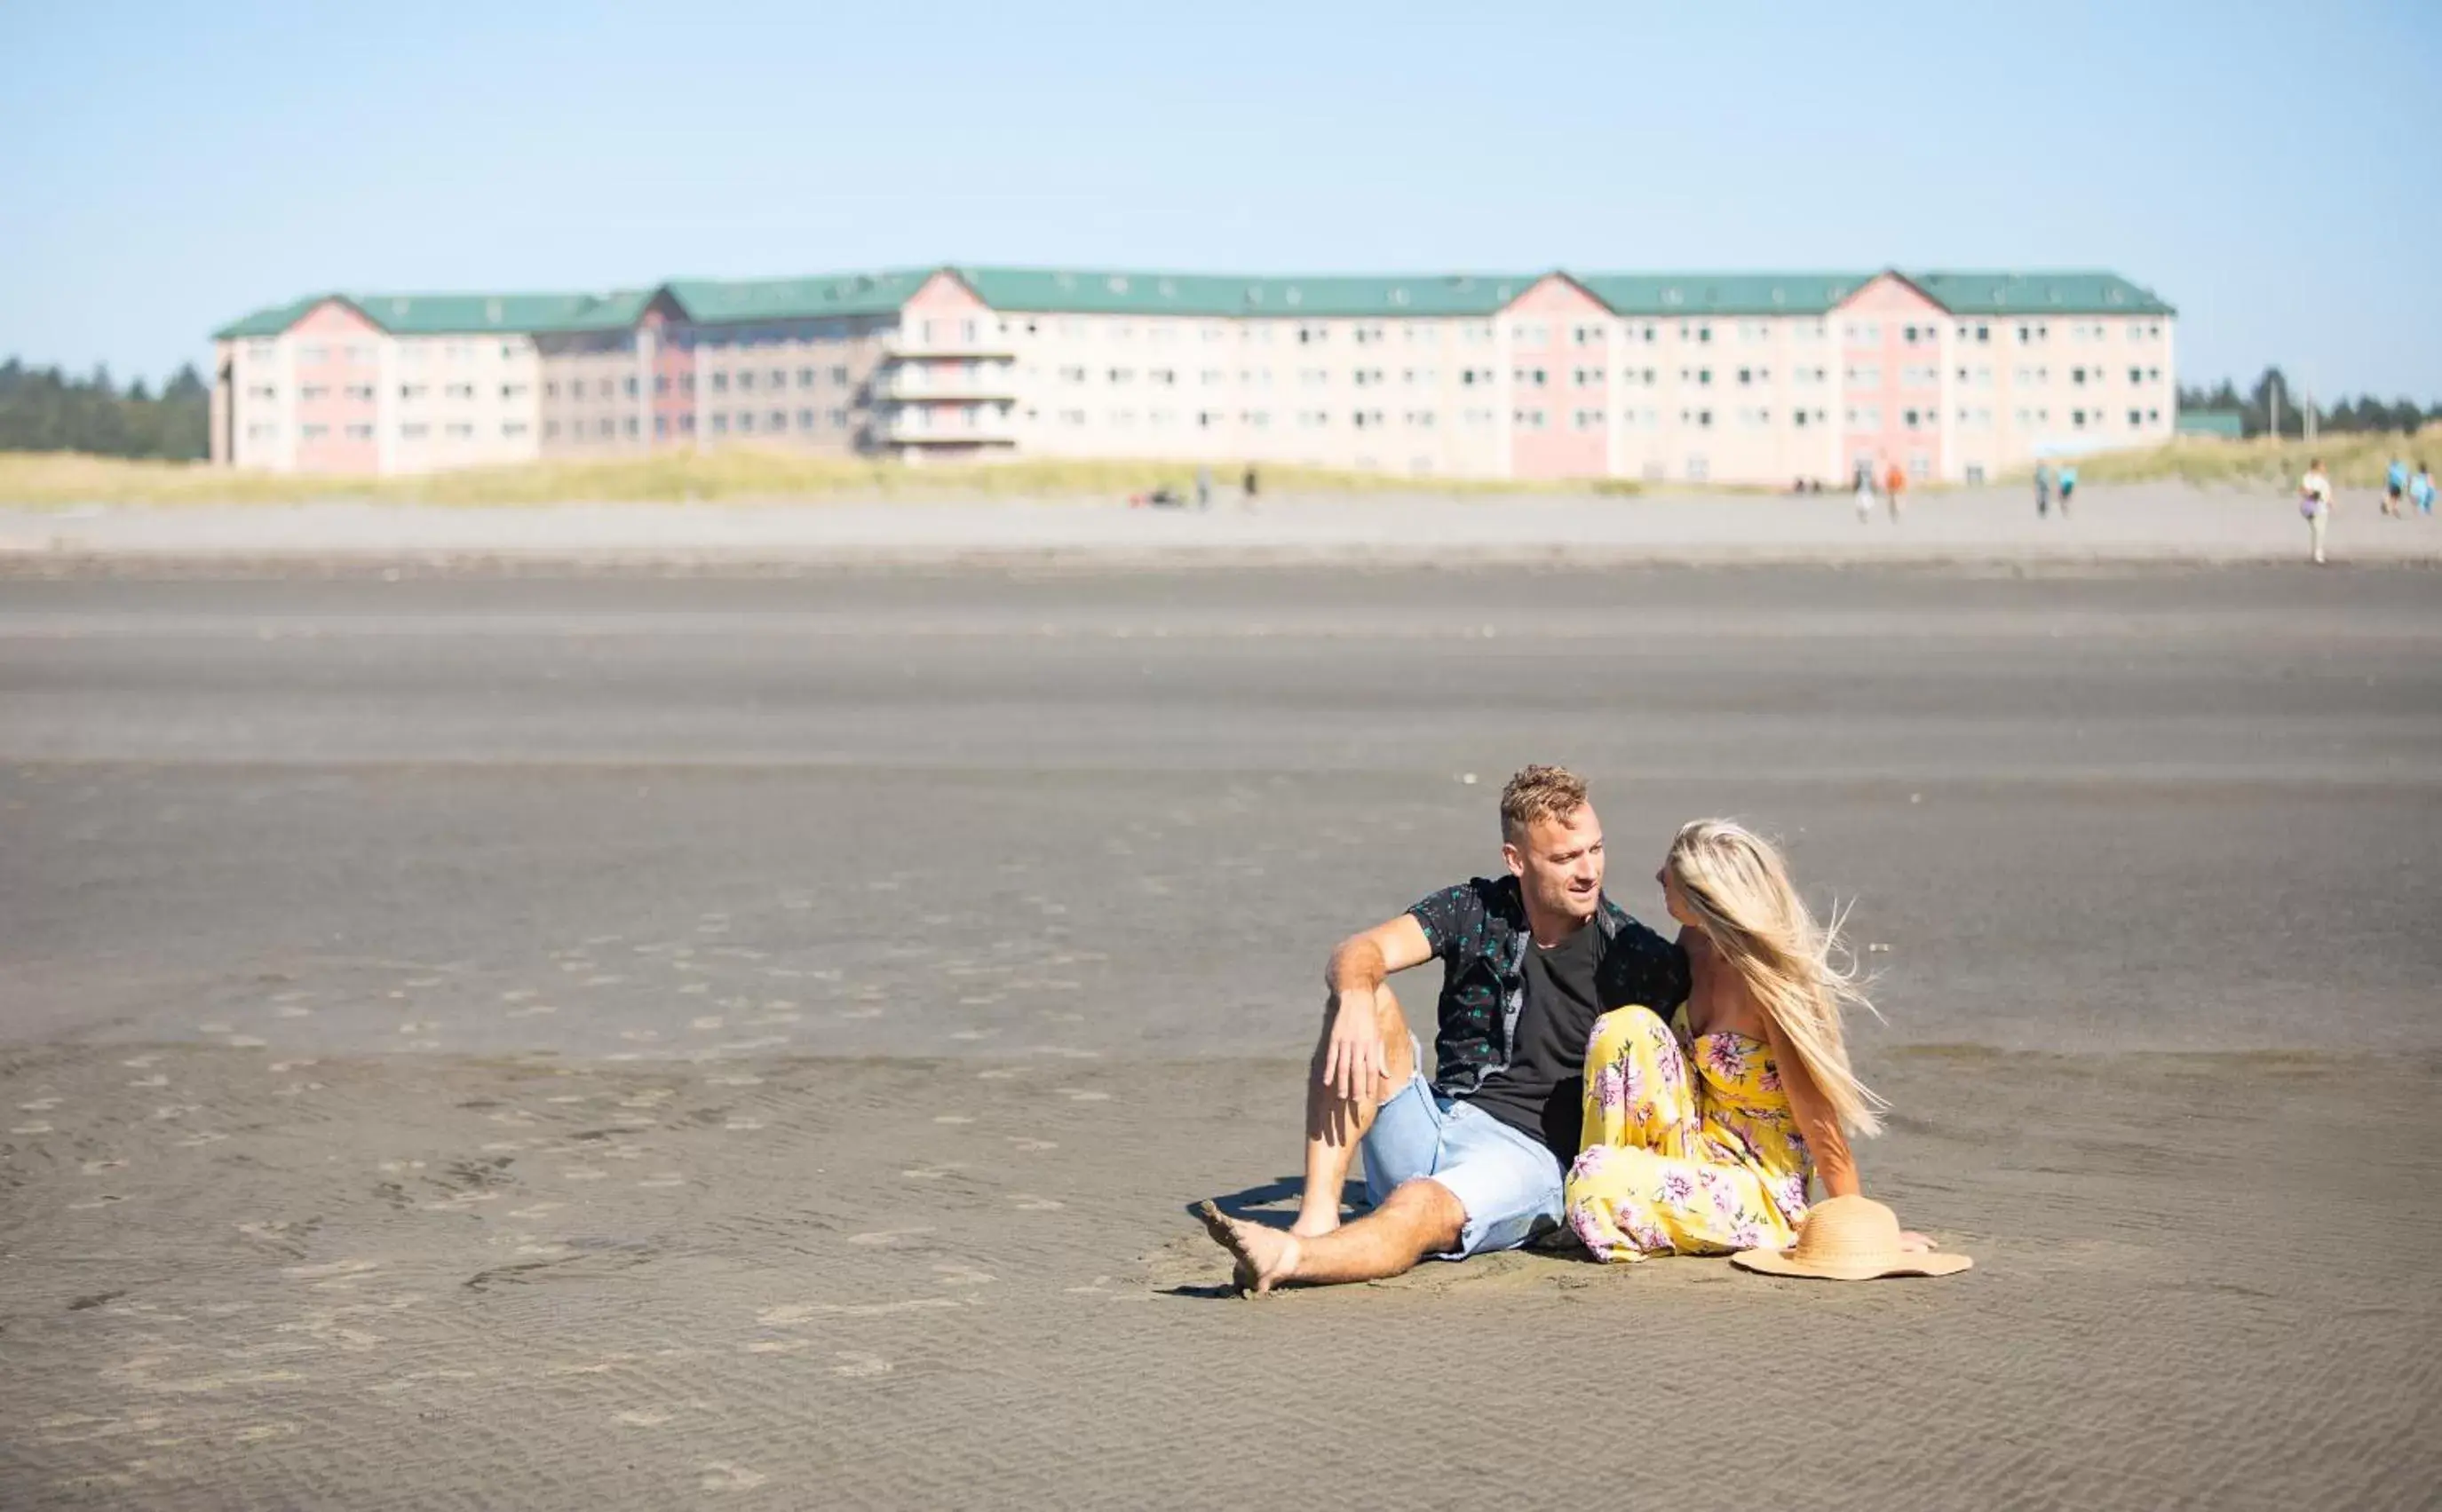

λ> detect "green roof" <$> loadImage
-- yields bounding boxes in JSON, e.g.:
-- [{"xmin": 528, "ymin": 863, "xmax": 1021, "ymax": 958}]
[
  {"xmin": 1907, "ymin": 270, "xmax": 2176, "ymax": 317},
  {"xmin": 212, "ymin": 289, "xmax": 654, "ymax": 340},
  {"xmin": 1576, "ymin": 272, "xmax": 1870, "ymax": 316},
  {"xmin": 216, "ymin": 265, "xmax": 2177, "ymax": 339},
  {"xmin": 662, "ymin": 269, "xmax": 936, "ymax": 322},
  {"xmin": 951, "ymin": 266, "xmax": 1536, "ymax": 317}
]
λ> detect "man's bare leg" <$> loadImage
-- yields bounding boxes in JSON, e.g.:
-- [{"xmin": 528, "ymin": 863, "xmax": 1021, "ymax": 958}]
[
  {"xmin": 1200, "ymin": 1177, "xmax": 1465, "ymax": 1294},
  {"xmin": 1293, "ymin": 986, "xmax": 1416, "ymax": 1237}
]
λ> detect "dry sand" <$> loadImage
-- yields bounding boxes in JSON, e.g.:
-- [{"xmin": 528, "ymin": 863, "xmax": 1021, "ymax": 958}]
[{"xmin": 3, "ymin": 479, "xmax": 2440, "ymax": 568}]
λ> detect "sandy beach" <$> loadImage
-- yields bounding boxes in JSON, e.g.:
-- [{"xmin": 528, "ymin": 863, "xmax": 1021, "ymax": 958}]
[
  {"xmin": 3, "ymin": 479, "xmax": 2440, "ymax": 569},
  {"xmin": 4, "ymin": 562, "xmax": 2438, "ymax": 1508}
]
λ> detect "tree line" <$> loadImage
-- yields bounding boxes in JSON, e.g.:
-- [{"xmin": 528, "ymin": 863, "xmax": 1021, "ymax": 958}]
[
  {"xmin": 2177, "ymin": 368, "xmax": 2440, "ymax": 439},
  {"xmin": 0, "ymin": 359, "xmax": 211, "ymax": 460}
]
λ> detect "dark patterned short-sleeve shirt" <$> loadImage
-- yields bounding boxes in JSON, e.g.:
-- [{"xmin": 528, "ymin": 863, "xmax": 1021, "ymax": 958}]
[{"xmin": 1407, "ymin": 875, "xmax": 1689, "ymax": 1099}]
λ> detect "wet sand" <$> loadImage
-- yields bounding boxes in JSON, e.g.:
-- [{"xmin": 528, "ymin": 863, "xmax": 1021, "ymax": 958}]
[{"xmin": 4, "ymin": 566, "xmax": 2439, "ymax": 1508}]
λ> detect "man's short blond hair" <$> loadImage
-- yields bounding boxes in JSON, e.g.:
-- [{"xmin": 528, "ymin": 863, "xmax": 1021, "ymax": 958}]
[{"xmin": 1500, "ymin": 764, "xmax": 1590, "ymax": 843}]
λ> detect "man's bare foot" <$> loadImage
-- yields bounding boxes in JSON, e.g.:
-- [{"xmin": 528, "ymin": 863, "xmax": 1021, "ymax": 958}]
[{"xmin": 1196, "ymin": 1201, "xmax": 1303, "ymax": 1294}]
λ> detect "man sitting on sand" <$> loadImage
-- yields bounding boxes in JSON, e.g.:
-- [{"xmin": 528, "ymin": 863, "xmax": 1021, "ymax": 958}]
[{"xmin": 1200, "ymin": 765, "xmax": 1687, "ymax": 1293}]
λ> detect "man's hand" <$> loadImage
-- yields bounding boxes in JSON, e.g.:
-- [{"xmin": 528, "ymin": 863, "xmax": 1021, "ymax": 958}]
[{"xmin": 1320, "ymin": 987, "xmax": 1390, "ymax": 1104}]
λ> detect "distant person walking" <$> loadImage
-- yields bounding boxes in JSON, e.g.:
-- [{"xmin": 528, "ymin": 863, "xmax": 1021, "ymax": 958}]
[
  {"xmin": 1242, "ymin": 464, "xmax": 1260, "ymax": 505},
  {"xmin": 2056, "ymin": 463, "xmax": 2078, "ymax": 516},
  {"xmin": 2384, "ymin": 456, "xmax": 2408, "ymax": 517},
  {"xmin": 2300, "ymin": 457, "xmax": 2334, "ymax": 566},
  {"xmin": 2033, "ymin": 462, "xmax": 2054, "ymax": 518},
  {"xmin": 2412, "ymin": 461, "xmax": 2435, "ymax": 517},
  {"xmin": 1195, "ymin": 463, "xmax": 1213, "ymax": 511},
  {"xmin": 1852, "ymin": 462, "xmax": 1875, "ymax": 522},
  {"xmin": 1883, "ymin": 458, "xmax": 1907, "ymax": 522}
]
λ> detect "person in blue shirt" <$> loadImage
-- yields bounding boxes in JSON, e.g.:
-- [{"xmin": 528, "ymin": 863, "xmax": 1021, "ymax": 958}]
[
  {"xmin": 2385, "ymin": 457, "xmax": 2409, "ymax": 517},
  {"xmin": 2412, "ymin": 461, "xmax": 2435, "ymax": 517},
  {"xmin": 2057, "ymin": 463, "xmax": 2078, "ymax": 515}
]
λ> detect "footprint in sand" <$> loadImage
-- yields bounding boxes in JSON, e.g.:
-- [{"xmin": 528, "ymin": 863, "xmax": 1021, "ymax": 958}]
[
  {"xmin": 934, "ymin": 1115, "xmax": 975, "ymax": 1125},
  {"xmin": 846, "ymin": 1227, "xmax": 933, "ymax": 1247},
  {"xmin": 506, "ymin": 1004, "xmax": 558, "ymax": 1017},
  {"xmin": 699, "ymin": 1462, "xmax": 767, "ymax": 1492},
  {"xmin": 20, "ymin": 1097, "xmax": 62, "ymax": 1112},
  {"xmin": 12, "ymin": 1122, "xmax": 54, "ymax": 1135},
  {"xmin": 614, "ymin": 1410, "xmax": 671, "ymax": 1427},
  {"xmin": 1053, "ymin": 1088, "xmax": 1111, "ymax": 1103},
  {"xmin": 831, "ymin": 1352, "xmax": 892, "ymax": 1378},
  {"xmin": 1007, "ymin": 1137, "xmax": 1057, "ymax": 1152},
  {"xmin": 1008, "ymin": 1195, "xmax": 1064, "ymax": 1211}
]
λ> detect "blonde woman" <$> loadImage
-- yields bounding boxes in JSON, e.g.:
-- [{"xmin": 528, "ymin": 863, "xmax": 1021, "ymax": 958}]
[{"xmin": 1565, "ymin": 819, "xmax": 1933, "ymax": 1261}]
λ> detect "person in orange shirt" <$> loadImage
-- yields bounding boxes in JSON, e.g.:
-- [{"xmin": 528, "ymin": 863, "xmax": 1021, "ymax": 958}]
[{"xmin": 1882, "ymin": 457, "xmax": 1907, "ymax": 521}]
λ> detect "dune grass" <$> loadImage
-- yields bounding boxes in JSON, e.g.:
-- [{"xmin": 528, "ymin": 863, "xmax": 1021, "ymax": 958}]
[
  {"xmin": 2067, "ymin": 424, "xmax": 2442, "ymax": 490},
  {"xmin": 0, "ymin": 448, "xmax": 1638, "ymax": 507}
]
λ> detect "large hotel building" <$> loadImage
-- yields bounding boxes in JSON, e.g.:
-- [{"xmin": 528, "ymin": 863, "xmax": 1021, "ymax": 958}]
[{"xmin": 210, "ymin": 265, "xmax": 2176, "ymax": 487}]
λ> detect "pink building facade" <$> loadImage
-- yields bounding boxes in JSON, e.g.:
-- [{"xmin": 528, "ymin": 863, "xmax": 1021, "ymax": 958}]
[{"xmin": 213, "ymin": 265, "xmax": 2177, "ymax": 487}]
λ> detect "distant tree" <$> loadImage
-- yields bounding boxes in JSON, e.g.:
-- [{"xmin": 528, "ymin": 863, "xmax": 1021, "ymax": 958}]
[{"xmin": 0, "ymin": 355, "xmax": 211, "ymax": 460}]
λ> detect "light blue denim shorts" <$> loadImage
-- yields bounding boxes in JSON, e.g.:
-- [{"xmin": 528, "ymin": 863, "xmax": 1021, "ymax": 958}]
[{"xmin": 1360, "ymin": 1039, "xmax": 1566, "ymax": 1259}]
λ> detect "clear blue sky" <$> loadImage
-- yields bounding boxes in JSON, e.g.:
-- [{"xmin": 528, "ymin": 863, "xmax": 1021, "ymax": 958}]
[{"xmin": 4, "ymin": 0, "xmax": 2437, "ymax": 399}]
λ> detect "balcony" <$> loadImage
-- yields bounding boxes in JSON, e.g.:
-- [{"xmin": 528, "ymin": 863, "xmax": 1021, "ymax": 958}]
[
  {"xmin": 882, "ymin": 329, "xmax": 1018, "ymax": 360},
  {"xmin": 877, "ymin": 364, "xmax": 1019, "ymax": 402},
  {"xmin": 883, "ymin": 406, "xmax": 1016, "ymax": 446}
]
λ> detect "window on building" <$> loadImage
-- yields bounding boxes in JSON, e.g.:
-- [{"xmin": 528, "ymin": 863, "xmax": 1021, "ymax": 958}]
[
  {"xmin": 1685, "ymin": 456, "xmax": 1709, "ymax": 481},
  {"xmin": 406, "ymin": 423, "xmax": 432, "ymax": 439},
  {"xmin": 446, "ymin": 421, "xmax": 474, "ymax": 439},
  {"xmin": 505, "ymin": 421, "xmax": 530, "ymax": 439}
]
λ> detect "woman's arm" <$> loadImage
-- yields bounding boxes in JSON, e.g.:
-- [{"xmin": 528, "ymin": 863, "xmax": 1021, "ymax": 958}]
[{"xmin": 1759, "ymin": 1012, "xmax": 1859, "ymax": 1199}]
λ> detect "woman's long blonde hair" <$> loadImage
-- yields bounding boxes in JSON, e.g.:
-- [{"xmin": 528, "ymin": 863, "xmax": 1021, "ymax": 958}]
[{"xmin": 1666, "ymin": 819, "xmax": 1886, "ymax": 1136}]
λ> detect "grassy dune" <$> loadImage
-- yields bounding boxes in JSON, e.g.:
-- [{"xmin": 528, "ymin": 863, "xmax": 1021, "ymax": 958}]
[
  {"xmin": 7, "ymin": 427, "xmax": 2435, "ymax": 506},
  {"xmin": 0, "ymin": 449, "xmax": 1636, "ymax": 507},
  {"xmin": 2069, "ymin": 424, "xmax": 2442, "ymax": 489}
]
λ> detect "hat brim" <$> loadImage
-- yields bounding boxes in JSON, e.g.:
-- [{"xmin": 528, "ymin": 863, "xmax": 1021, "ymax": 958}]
[{"xmin": 1730, "ymin": 1245, "xmax": 1973, "ymax": 1281}]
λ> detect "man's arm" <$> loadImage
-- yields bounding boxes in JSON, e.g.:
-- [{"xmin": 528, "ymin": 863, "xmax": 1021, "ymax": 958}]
[{"xmin": 1318, "ymin": 913, "xmax": 1436, "ymax": 1103}]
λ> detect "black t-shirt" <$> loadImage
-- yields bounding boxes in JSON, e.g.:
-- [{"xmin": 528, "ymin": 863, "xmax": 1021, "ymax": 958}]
[{"xmin": 1459, "ymin": 920, "xmax": 1605, "ymax": 1159}]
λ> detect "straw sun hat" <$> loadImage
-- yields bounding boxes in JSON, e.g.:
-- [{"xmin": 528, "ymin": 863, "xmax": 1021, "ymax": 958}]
[{"xmin": 1730, "ymin": 1195, "xmax": 1972, "ymax": 1281}]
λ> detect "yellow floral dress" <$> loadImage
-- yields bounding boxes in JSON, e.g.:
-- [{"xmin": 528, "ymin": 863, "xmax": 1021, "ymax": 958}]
[{"xmin": 1563, "ymin": 1003, "xmax": 1813, "ymax": 1261}]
